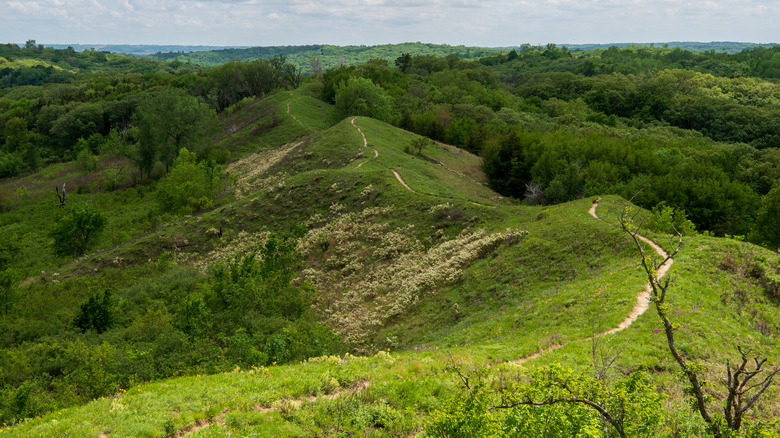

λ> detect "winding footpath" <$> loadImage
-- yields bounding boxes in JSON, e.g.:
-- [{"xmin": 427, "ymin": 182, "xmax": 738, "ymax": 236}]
[
  {"xmin": 514, "ymin": 198, "xmax": 674, "ymax": 364},
  {"xmin": 287, "ymin": 93, "xmax": 317, "ymax": 133},
  {"xmin": 347, "ymin": 119, "xmax": 672, "ymax": 356},
  {"xmin": 351, "ymin": 118, "xmax": 378, "ymax": 170},
  {"xmin": 287, "ymin": 100, "xmax": 305, "ymax": 127}
]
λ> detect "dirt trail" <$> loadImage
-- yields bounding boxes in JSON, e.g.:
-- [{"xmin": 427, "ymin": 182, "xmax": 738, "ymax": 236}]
[
  {"xmin": 351, "ymin": 118, "xmax": 378, "ymax": 169},
  {"xmin": 179, "ymin": 380, "xmax": 369, "ymax": 436},
  {"xmin": 287, "ymin": 101, "xmax": 305, "ymax": 126},
  {"xmin": 287, "ymin": 94, "xmax": 318, "ymax": 133},
  {"xmin": 286, "ymin": 94, "xmax": 306, "ymax": 127},
  {"xmin": 391, "ymin": 169, "xmax": 420, "ymax": 194},
  {"xmin": 351, "ymin": 118, "xmax": 496, "ymax": 208},
  {"xmin": 589, "ymin": 198, "xmax": 672, "ymax": 336},
  {"xmin": 514, "ymin": 198, "xmax": 672, "ymax": 364}
]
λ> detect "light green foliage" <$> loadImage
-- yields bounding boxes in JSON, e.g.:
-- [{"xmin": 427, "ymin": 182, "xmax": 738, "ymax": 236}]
[
  {"xmin": 75, "ymin": 144, "xmax": 97, "ymax": 173},
  {"xmin": 145, "ymin": 42, "xmax": 503, "ymax": 74},
  {"xmin": 334, "ymin": 77, "xmax": 394, "ymax": 123},
  {"xmin": 49, "ymin": 203, "xmax": 107, "ymax": 256},
  {"xmin": 155, "ymin": 148, "xmax": 224, "ymax": 214},
  {"xmin": 647, "ymin": 202, "xmax": 697, "ymax": 236},
  {"xmin": 426, "ymin": 384, "xmax": 502, "ymax": 437},
  {"xmin": 427, "ymin": 365, "xmax": 665, "ymax": 438}
]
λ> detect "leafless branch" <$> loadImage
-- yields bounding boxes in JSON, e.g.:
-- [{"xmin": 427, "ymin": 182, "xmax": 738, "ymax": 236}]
[
  {"xmin": 447, "ymin": 352, "xmax": 470, "ymax": 390},
  {"xmin": 55, "ymin": 183, "xmax": 65, "ymax": 207}
]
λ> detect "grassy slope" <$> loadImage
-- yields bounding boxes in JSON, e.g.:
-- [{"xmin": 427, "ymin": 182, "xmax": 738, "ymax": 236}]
[{"xmin": 3, "ymin": 89, "xmax": 780, "ymax": 436}]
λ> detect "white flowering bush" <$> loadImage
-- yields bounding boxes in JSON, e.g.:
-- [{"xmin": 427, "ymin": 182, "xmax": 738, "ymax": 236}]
[
  {"xmin": 299, "ymin": 205, "xmax": 526, "ymax": 344},
  {"xmin": 226, "ymin": 141, "xmax": 300, "ymax": 198},
  {"xmin": 181, "ymin": 230, "xmax": 271, "ymax": 272}
]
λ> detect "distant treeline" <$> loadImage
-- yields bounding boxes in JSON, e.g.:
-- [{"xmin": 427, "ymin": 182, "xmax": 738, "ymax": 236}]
[{"xmin": 145, "ymin": 42, "xmax": 504, "ymax": 74}]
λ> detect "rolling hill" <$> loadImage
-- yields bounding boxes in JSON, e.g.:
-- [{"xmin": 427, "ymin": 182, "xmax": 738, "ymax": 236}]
[{"xmin": 1, "ymin": 83, "xmax": 779, "ymax": 437}]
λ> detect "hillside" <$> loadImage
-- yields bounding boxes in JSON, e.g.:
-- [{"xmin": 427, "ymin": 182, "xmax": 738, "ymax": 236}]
[{"xmin": 2, "ymin": 87, "xmax": 780, "ymax": 436}]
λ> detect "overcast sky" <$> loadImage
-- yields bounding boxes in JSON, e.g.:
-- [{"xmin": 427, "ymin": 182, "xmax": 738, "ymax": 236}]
[{"xmin": 2, "ymin": 0, "xmax": 778, "ymax": 47}]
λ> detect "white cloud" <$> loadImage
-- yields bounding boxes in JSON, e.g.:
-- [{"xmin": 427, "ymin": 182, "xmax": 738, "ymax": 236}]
[{"xmin": 0, "ymin": 0, "xmax": 778, "ymax": 46}]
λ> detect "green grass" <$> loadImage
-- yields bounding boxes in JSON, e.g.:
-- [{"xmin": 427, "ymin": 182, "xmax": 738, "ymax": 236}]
[{"xmin": 3, "ymin": 92, "xmax": 780, "ymax": 436}]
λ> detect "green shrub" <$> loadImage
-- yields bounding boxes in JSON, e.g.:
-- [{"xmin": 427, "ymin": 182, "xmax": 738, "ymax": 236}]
[
  {"xmin": 647, "ymin": 201, "xmax": 697, "ymax": 236},
  {"xmin": 155, "ymin": 148, "xmax": 223, "ymax": 214},
  {"xmin": 175, "ymin": 293, "xmax": 213, "ymax": 337},
  {"xmin": 73, "ymin": 290, "xmax": 114, "ymax": 334},
  {"xmin": 49, "ymin": 203, "xmax": 107, "ymax": 256},
  {"xmin": 221, "ymin": 329, "xmax": 269, "ymax": 367},
  {"xmin": 334, "ymin": 77, "xmax": 394, "ymax": 122},
  {"xmin": 75, "ymin": 146, "xmax": 97, "ymax": 173},
  {"xmin": 425, "ymin": 385, "xmax": 501, "ymax": 438}
]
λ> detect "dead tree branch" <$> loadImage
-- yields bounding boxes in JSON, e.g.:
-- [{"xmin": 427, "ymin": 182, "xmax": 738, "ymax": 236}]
[
  {"xmin": 618, "ymin": 199, "xmax": 777, "ymax": 438},
  {"xmin": 55, "ymin": 183, "xmax": 65, "ymax": 207}
]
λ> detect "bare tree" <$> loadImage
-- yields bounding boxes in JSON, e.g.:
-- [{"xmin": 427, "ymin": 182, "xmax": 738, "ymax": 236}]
[
  {"xmin": 310, "ymin": 56, "xmax": 323, "ymax": 76},
  {"xmin": 524, "ymin": 182, "xmax": 544, "ymax": 205},
  {"xmin": 591, "ymin": 329, "xmax": 627, "ymax": 385},
  {"xmin": 55, "ymin": 183, "xmax": 65, "ymax": 207},
  {"xmin": 618, "ymin": 203, "xmax": 778, "ymax": 438}
]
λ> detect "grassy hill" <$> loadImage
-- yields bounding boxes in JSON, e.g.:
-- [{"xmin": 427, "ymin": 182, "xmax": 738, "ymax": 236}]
[{"xmin": 2, "ymin": 85, "xmax": 780, "ymax": 437}]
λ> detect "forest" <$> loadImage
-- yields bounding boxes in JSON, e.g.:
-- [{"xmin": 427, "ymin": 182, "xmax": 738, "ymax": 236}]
[{"xmin": 1, "ymin": 41, "xmax": 780, "ymax": 431}]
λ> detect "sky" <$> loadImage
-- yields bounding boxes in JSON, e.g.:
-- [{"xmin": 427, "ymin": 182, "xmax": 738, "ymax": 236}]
[{"xmin": 1, "ymin": 0, "xmax": 778, "ymax": 47}]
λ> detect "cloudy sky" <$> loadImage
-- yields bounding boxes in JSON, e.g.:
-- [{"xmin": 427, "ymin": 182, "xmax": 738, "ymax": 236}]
[{"xmin": 1, "ymin": 0, "xmax": 778, "ymax": 47}]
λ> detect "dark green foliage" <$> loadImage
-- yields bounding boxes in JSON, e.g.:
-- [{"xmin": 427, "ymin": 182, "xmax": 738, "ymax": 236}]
[
  {"xmin": 73, "ymin": 290, "xmax": 114, "ymax": 334},
  {"xmin": 220, "ymin": 329, "xmax": 268, "ymax": 367},
  {"xmin": 320, "ymin": 66, "xmax": 356, "ymax": 104},
  {"xmin": 49, "ymin": 204, "xmax": 107, "ymax": 256},
  {"xmin": 133, "ymin": 87, "xmax": 217, "ymax": 176},
  {"xmin": 756, "ymin": 182, "xmax": 780, "ymax": 248},
  {"xmin": 5, "ymin": 381, "xmax": 37, "ymax": 424},
  {"xmin": 0, "ymin": 233, "xmax": 19, "ymax": 314},
  {"xmin": 202, "ymin": 57, "xmax": 298, "ymax": 111},
  {"xmin": 175, "ymin": 292, "xmax": 212, "ymax": 337},
  {"xmin": 200, "ymin": 229, "xmax": 342, "ymax": 365},
  {"xmin": 395, "ymin": 52, "xmax": 412, "ymax": 73}
]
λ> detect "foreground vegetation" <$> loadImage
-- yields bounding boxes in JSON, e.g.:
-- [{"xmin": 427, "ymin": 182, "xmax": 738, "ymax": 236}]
[{"xmin": 1, "ymin": 42, "xmax": 779, "ymax": 436}]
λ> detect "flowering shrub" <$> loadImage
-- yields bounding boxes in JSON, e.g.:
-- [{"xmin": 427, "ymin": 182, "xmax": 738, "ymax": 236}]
[
  {"xmin": 226, "ymin": 141, "xmax": 300, "ymax": 198},
  {"xmin": 299, "ymin": 205, "xmax": 526, "ymax": 344}
]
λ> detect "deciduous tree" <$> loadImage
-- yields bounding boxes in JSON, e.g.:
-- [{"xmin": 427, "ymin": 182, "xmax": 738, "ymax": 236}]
[{"xmin": 133, "ymin": 87, "xmax": 216, "ymax": 176}]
